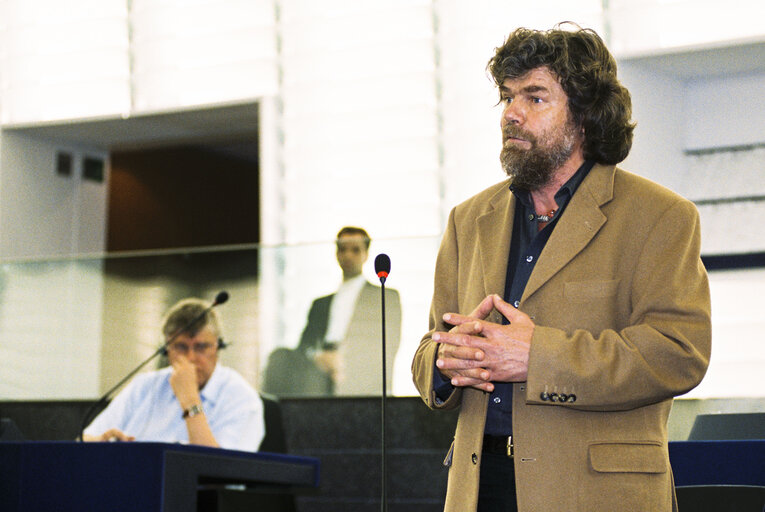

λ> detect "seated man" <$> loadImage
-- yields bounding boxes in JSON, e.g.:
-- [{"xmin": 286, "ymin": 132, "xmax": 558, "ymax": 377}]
[{"xmin": 83, "ymin": 298, "xmax": 264, "ymax": 452}]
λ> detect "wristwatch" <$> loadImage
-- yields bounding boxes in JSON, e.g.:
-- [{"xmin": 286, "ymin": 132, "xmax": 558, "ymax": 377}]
[{"xmin": 182, "ymin": 404, "xmax": 204, "ymax": 419}]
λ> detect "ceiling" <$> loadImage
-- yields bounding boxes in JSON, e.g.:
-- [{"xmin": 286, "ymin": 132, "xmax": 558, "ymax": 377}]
[{"xmin": 2, "ymin": 101, "xmax": 260, "ymax": 163}]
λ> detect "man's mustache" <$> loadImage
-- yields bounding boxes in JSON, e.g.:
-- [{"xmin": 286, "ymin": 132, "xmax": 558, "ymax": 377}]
[{"xmin": 502, "ymin": 125, "xmax": 536, "ymax": 144}]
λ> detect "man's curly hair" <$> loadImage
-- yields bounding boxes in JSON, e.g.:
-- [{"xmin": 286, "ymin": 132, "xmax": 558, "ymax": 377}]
[{"xmin": 488, "ymin": 24, "xmax": 635, "ymax": 164}]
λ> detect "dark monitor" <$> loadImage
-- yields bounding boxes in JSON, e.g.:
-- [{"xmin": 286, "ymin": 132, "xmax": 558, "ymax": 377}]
[
  {"xmin": 0, "ymin": 418, "xmax": 25, "ymax": 441},
  {"xmin": 688, "ymin": 413, "xmax": 765, "ymax": 441},
  {"xmin": 676, "ymin": 485, "xmax": 765, "ymax": 511}
]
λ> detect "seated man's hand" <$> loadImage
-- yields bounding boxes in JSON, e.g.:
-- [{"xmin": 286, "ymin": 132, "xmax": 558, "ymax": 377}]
[
  {"xmin": 83, "ymin": 428, "xmax": 135, "ymax": 442},
  {"xmin": 169, "ymin": 355, "xmax": 201, "ymax": 409}
]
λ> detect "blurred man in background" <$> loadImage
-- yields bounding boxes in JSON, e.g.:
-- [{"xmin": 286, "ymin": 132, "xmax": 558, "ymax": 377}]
[{"xmin": 263, "ymin": 226, "xmax": 402, "ymax": 396}]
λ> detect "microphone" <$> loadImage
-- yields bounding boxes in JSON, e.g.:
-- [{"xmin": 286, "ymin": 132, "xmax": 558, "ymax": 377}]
[
  {"xmin": 78, "ymin": 291, "xmax": 229, "ymax": 442},
  {"xmin": 374, "ymin": 254, "xmax": 390, "ymax": 512},
  {"xmin": 375, "ymin": 253, "xmax": 391, "ymax": 284},
  {"xmin": 213, "ymin": 290, "xmax": 229, "ymax": 306}
]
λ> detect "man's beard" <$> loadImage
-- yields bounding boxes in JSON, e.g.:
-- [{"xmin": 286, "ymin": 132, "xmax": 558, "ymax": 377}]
[{"xmin": 500, "ymin": 121, "xmax": 578, "ymax": 190}]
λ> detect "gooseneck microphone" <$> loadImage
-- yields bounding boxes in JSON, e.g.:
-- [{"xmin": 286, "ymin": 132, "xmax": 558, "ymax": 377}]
[
  {"xmin": 78, "ymin": 291, "xmax": 229, "ymax": 442},
  {"xmin": 374, "ymin": 254, "xmax": 391, "ymax": 512}
]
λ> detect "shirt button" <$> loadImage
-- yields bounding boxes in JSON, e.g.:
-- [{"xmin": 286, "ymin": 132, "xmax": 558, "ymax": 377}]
[
  {"xmin": 513, "ymin": 300, "xmax": 520, "ymax": 308},
  {"xmin": 493, "ymin": 397, "xmax": 501, "ymax": 404},
  {"xmin": 526, "ymin": 255, "xmax": 534, "ymax": 262}
]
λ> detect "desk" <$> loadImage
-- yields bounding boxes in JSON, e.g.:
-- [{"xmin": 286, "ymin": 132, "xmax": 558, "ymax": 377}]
[
  {"xmin": 669, "ymin": 440, "xmax": 765, "ymax": 486},
  {"xmin": 0, "ymin": 441, "xmax": 320, "ymax": 512}
]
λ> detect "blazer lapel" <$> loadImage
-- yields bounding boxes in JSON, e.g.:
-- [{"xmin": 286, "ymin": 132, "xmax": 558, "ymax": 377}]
[
  {"xmin": 522, "ymin": 164, "xmax": 615, "ymax": 301},
  {"xmin": 477, "ymin": 181, "xmax": 515, "ymax": 298}
]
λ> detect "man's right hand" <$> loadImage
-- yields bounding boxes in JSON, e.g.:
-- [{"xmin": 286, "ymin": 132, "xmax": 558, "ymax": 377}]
[{"xmin": 434, "ymin": 295, "xmax": 495, "ymax": 392}]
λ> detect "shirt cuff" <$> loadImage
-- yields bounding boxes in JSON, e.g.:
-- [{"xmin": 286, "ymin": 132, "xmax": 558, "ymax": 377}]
[{"xmin": 433, "ymin": 366, "xmax": 455, "ymax": 405}]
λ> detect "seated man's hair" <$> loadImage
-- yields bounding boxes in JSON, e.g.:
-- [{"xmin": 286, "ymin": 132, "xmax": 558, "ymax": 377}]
[{"xmin": 162, "ymin": 298, "xmax": 221, "ymax": 340}]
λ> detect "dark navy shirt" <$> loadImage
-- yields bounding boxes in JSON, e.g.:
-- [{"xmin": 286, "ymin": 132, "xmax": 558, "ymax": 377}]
[{"xmin": 434, "ymin": 161, "xmax": 594, "ymax": 435}]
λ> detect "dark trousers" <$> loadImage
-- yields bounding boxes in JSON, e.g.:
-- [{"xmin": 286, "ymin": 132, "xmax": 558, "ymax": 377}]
[{"xmin": 477, "ymin": 452, "xmax": 518, "ymax": 512}]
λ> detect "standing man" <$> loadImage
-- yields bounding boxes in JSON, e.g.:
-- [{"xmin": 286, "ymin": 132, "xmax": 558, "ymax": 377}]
[
  {"xmin": 263, "ymin": 226, "xmax": 402, "ymax": 397},
  {"xmin": 297, "ymin": 226, "xmax": 402, "ymax": 396},
  {"xmin": 84, "ymin": 297, "xmax": 265, "ymax": 452},
  {"xmin": 412, "ymin": 25, "xmax": 711, "ymax": 512}
]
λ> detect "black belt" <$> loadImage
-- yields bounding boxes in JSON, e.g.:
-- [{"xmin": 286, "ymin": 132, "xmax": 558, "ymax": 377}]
[{"xmin": 483, "ymin": 434, "xmax": 514, "ymax": 458}]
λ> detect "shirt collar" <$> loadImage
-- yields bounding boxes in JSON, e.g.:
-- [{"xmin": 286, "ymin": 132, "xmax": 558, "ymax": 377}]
[{"xmin": 338, "ymin": 273, "xmax": 367, "ymax": 292}]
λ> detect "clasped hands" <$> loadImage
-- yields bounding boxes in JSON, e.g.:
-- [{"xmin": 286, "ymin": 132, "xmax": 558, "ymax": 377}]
[{"xmin": 434, "ymin": 294, "xmax": 534, "ymax": 393}]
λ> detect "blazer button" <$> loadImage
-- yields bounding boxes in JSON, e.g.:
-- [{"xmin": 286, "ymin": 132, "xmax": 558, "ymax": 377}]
[
  {"xmin": 472, "ymin": 453, "xmax": 478, "ymax": 464},
  {"xmin": 558, "ymin": 393, "xmax": 568, "ymax": 402},
  {"xmin": 549, "ymin": 393, "xmax": 559, "ymax": 402},
  {"xmin": 540, "ymin": 392, "xmax": 549, "ymax": 401},
  {"xmin": 567, "ymin": 394, "xmax": 577, "ymax": 403}
]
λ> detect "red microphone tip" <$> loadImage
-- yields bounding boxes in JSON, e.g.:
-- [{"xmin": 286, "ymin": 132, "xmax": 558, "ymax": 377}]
[{"xmin": 377, "ymin": 271, "xmax": 389, "ymax": 279}]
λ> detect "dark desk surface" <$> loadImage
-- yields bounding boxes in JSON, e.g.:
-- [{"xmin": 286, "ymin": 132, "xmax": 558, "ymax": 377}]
[{"xmin": 1, "ymin": 441, "xmax": 320, "ymax": 512}]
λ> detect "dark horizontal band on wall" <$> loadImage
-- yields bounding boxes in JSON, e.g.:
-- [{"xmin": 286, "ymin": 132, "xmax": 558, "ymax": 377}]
[
  {"xmin": 694, "ymin": 195, "xmax": 765, "ymax": 206},
  {"xmin": 702, "ymin": 252, "xmax": 765, "ymax": 270},
  {"xmin": 684, "ymin": 141, "xmax": 765, "ymax": 156}
]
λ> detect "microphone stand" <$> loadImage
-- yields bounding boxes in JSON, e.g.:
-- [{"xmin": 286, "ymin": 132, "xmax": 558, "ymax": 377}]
[
  {"xmin": 78, "ymin": 291, "xmax": 228, "ymax": 442},
  {"xmin": 374, "ymin": 254, "xmax": 391, "ymax": 512},
  {"xmin": 380, "ymin": 275, "xmax": 387, "ymax": 512}
]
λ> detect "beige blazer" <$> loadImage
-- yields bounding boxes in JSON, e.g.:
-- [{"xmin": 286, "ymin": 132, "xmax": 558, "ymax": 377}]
[{"xmin": 412, "ymin": 164, "xmax": 711, "ymax": 511}]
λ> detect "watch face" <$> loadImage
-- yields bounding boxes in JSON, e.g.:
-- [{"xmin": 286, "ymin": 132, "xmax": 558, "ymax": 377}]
[{"xmin": 184, "ymin": 404, "xmax": 203, "ymax": 418}]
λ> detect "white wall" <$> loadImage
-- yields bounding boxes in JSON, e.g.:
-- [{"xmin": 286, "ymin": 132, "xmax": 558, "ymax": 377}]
[
  {"xmin": 0, "ymin": 258, "xmax": 104, "ymax": 399},
  {"xmin": 0, "ymin": 133, "xmax": 108, "ymax": 398},
  {"xmin": 608, "ymin": 0, "xmax": 765, "ymax": 56},
  {"xmin": 129, "ymin": 0, "xmax": 278, "ymax": 111},
  {"xmin": 618, "ymin": 63, "xmax": 688, "ymax": 193},
  {"xmin": 685, "ymin": 268, "xmax": 765, "ymax": 398},
  {"xmin": 0, "ymin": 132, "xmax": 109, "ymax": 259},
  {"xmin": 0, "ymin": 0, "xmax": 130, "ymax": 124},
  {"xmin": 679, "ymin": 72, "xmax": 765, "ymax": 255},
  {"xmin": 682, "ymin": 72, "xmax": 765, "ymax": 151}
]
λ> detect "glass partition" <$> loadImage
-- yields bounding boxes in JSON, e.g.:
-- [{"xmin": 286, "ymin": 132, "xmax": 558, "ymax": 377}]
[
  {"xmin": 0, "ymin": 239, "xmax": 763, "ymax": 401},
  {"xmin": 0, "ymin": 236, "xmax": 440, "ymax": 401}
]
